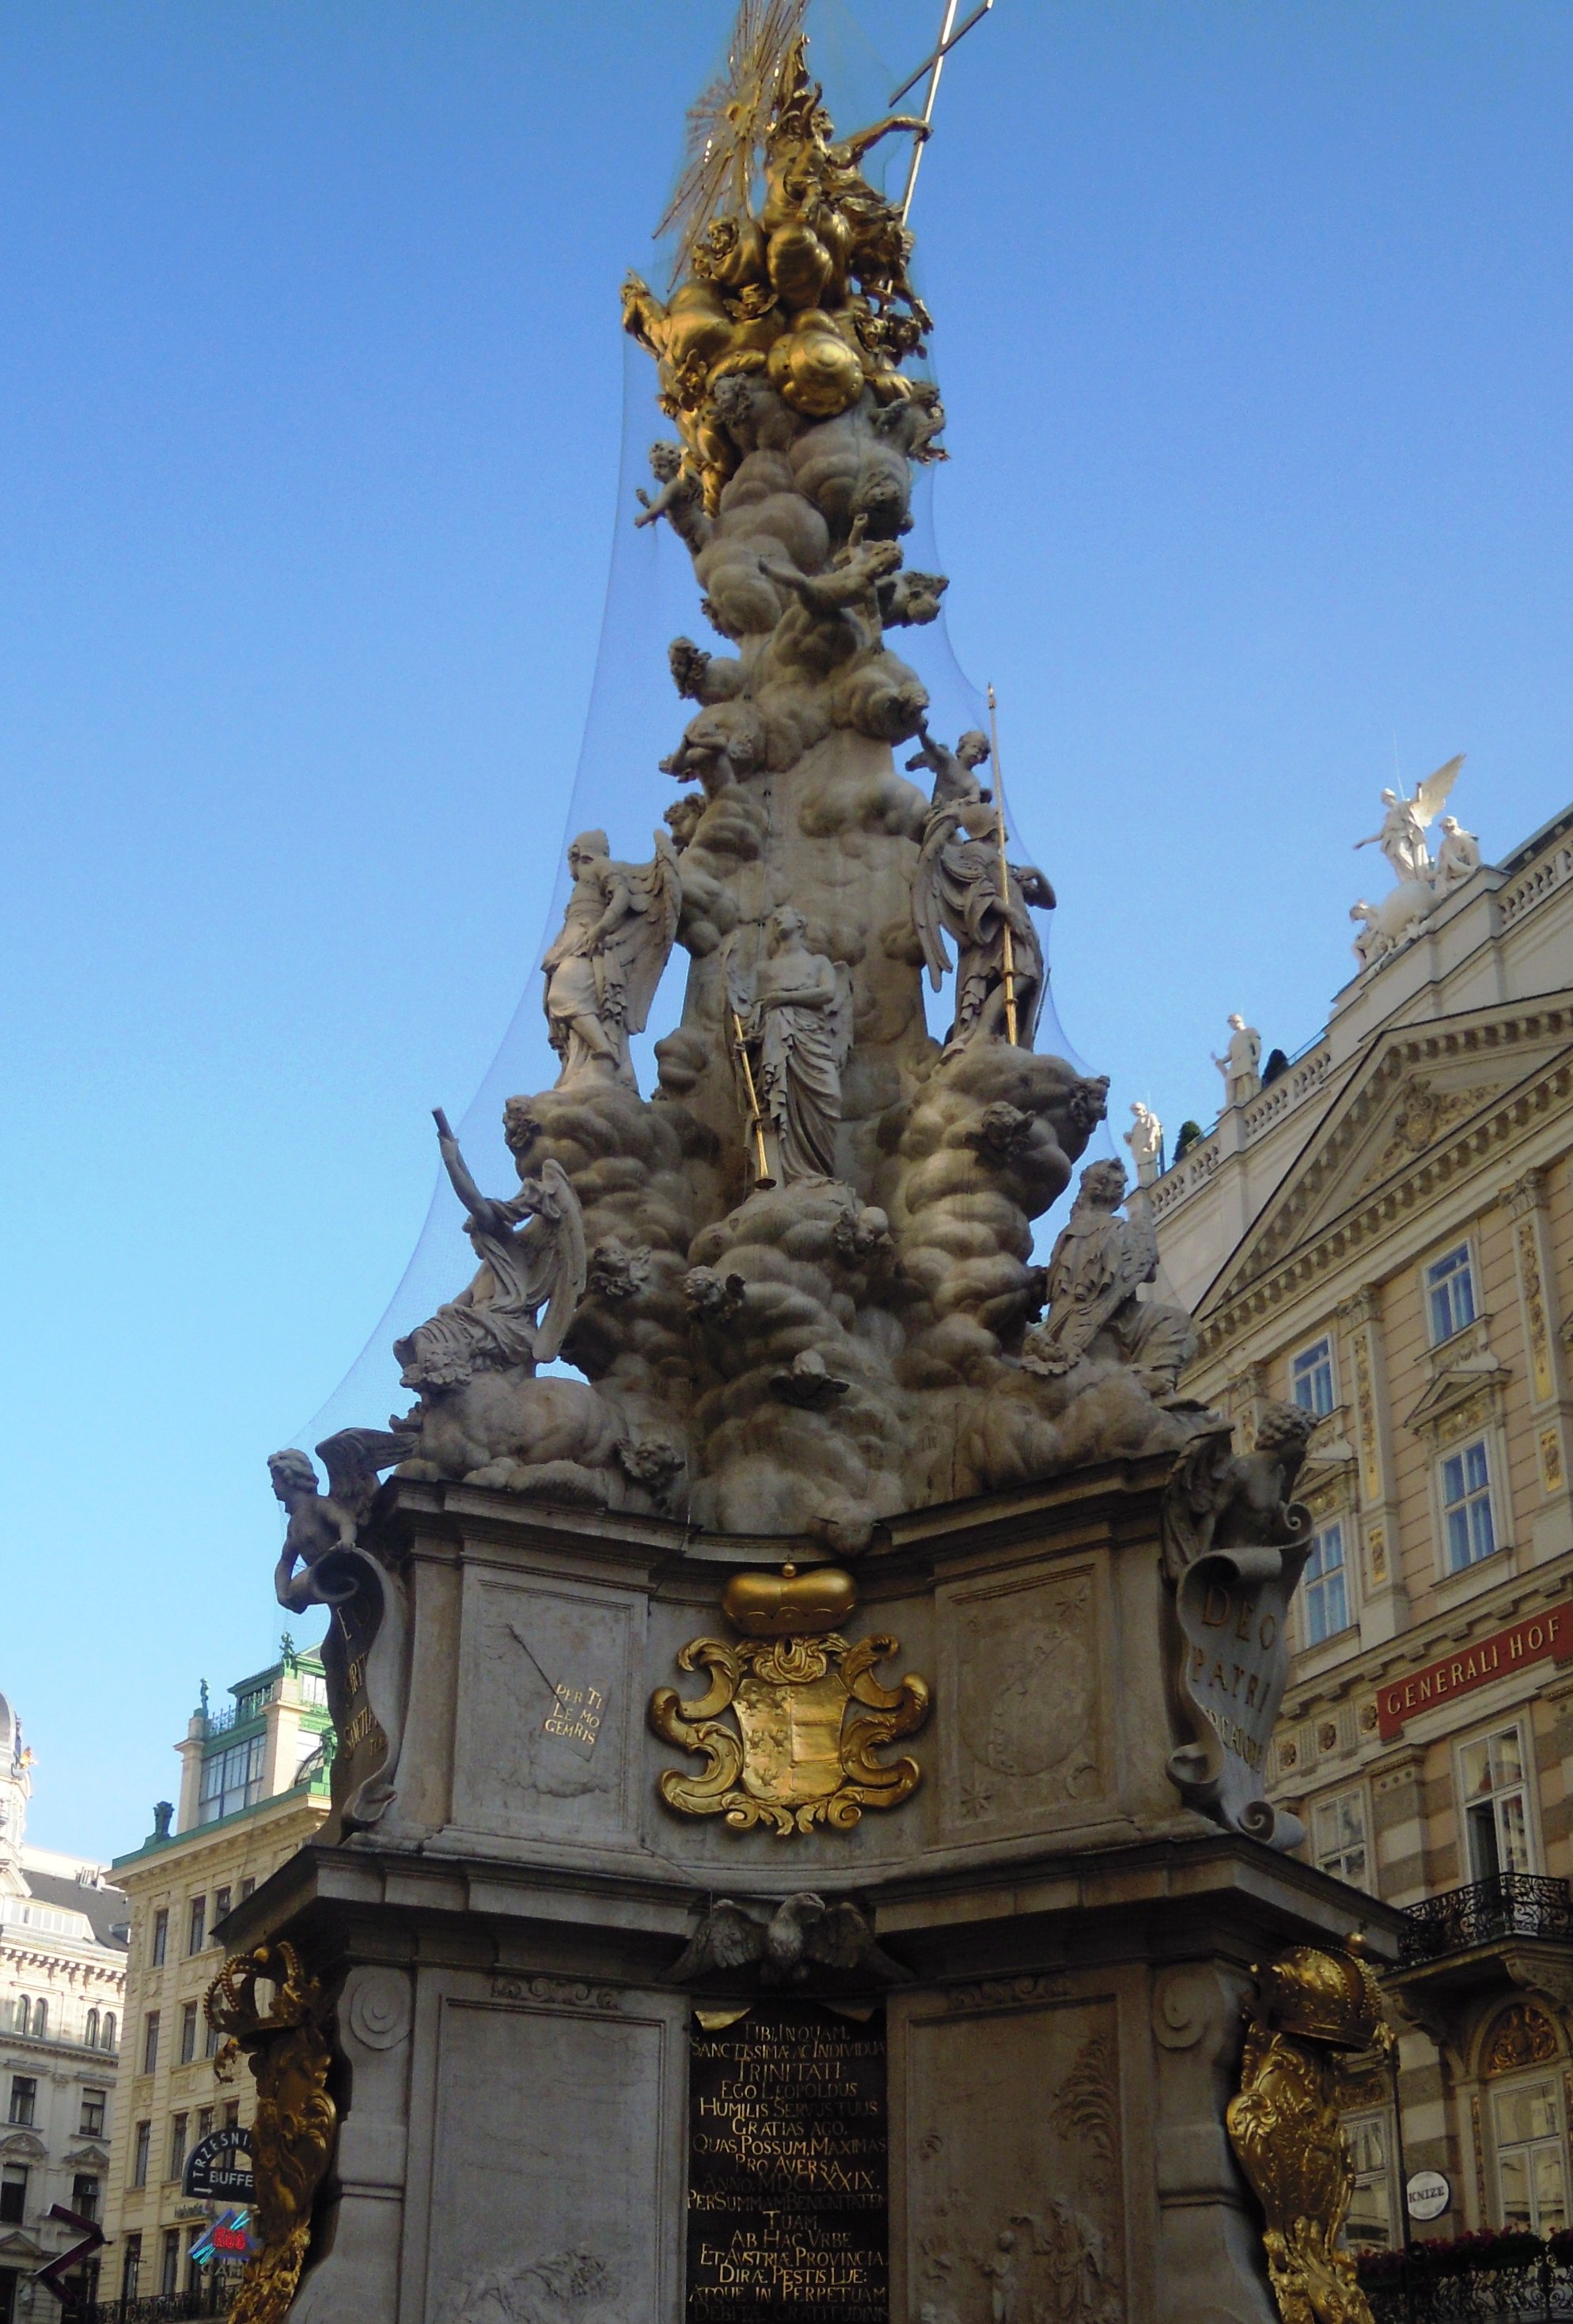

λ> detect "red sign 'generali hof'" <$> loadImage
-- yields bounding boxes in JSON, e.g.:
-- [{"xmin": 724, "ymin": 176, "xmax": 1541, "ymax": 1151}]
[{"xmin": 1377, "ymin": 1601, "xmax": 1573, "ymax": 1738}]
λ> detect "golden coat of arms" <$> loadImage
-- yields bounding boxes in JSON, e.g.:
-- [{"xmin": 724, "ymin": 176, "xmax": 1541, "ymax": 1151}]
[{"xmin": 649, "ymin": 1567, "xmax": 930, "ymax": 1836}]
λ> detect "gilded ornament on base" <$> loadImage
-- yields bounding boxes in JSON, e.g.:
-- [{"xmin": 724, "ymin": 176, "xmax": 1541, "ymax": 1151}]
[
  {"xmin": 650, "ymin": 1565, "xmax": 930, "ymax": 1835},
  {"xmin": 204, "ymin": 1940, "xmax": 336, "ymax": 2324},
  {"xmin": 1226, "ymin": 1943, "xmax": 1392, "ymax": 2324}
]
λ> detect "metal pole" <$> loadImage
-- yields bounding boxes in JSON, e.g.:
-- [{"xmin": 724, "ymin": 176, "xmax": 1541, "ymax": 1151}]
[
  {"xmin": 899, "ymin": 0, "xmax": 961, "ymax": 226},
  {"xmin": 986, "ymin": 684, "xmax": 1018, "ymax": 1045},
  {"xmin": 1387, "ymin": 2033, "xmax": 1419, "ymax": 2324}
]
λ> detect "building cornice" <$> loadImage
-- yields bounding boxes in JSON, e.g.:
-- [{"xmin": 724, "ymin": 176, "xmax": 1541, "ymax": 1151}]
[{"xmin": 1195, "ymin": 1009, "xmax": 1573, "ymax": 1359}]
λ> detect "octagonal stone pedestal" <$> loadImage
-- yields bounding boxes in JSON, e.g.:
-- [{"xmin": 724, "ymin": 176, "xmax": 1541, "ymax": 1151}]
[{"xmin": 222, "ymin": 1455, "xmax": 1401, "ymax": 2324}]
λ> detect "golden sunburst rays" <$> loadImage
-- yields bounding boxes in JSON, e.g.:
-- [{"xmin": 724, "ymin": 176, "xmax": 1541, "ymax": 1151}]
[{"xmin": 656, "ymin": 0, "xmax": 809, "ymax": 279}]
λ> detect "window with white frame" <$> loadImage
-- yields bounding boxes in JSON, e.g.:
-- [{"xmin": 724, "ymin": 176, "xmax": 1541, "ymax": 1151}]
[
  {"xmin": 1426, "ymin": 1244, "xmax": 1476, "ymax": 1344},
  {"xmin": 1302, "ymin": 1521, "xmax": 1351, "ymax": 1643},
  {"xmin": 1291, "ymin": 1336, "xmax": 1336, "ymax": 1419},
  {"xmin": 1344, "ymin": 2113, "xmax": 1396, "ymax": 2249},
  {"xmin": 1493, "ymin": 2078, "xmax": 1571, "ymax": 2234},
  {"xmin": 1311, "ymin": 1788, "xmax": 1370, "ymax": 1888},
  {"xmin": 1460, "ymin": 1724, "xmax": 1533, "ymax": 1882},
  {"xmin": 1440, "ymin": 1436, "xmax": 1497, "ymax": 1571}
]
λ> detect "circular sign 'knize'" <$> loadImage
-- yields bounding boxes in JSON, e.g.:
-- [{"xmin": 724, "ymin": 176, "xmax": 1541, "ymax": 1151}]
[{"xmin": 1406, "ymin": 2169, "xmax": 1450, "ymax": 2221}]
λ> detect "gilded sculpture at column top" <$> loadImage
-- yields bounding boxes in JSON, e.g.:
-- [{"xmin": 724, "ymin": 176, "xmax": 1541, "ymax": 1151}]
[
  {"xmin": 649, "ymin": 1564, "xmax": 930, "ymax": 1834},
  {"xmin": 1226, "ymin": 1943, "xmax": 1392, "ymax": 2324},
  {"xmin": 205, "ymin": 1940, "xmax": 337, "ymax": 2324}
]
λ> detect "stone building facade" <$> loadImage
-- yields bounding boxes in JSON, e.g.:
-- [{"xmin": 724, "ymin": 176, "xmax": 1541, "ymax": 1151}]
[
  {"xmin": 0, "ymin": 1694, "xmax": 128, "ymax": 2322},
  {"xmin": 1152, "ymin": 801, "xmax": 1573, "ymax": 2248},
  {"xmin": 99, "ymin": 1645, "xmax": 331, "ymax": 2305}
]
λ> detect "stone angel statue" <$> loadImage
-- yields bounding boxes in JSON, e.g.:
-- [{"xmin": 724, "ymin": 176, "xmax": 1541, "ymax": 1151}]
[
  {"xmin": 392, "ymin": 1113, "xmax": 587, "ymax": 1397},
  {"xmin": 269, "ymin": 1430, "xmax": 407, "ymax": 1614},
  {"xmin": 727, "ymin": 907, "xmax": 854, "ymax": 1185},
  {"xmin": 1354, "ymin": 755, "xmax": 1464, "ymax": 883},
  {"xmin": 541, "ymin": 829, "xmax": 681, "ymax": 1092},
  {"xmin": 912, "ymin": 809, "xmax": 1054, "ymax": 1055}
]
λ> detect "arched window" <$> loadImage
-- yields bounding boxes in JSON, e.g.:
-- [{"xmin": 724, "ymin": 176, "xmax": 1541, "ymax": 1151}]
[
  {"xmin": 14, "ymin": 1997, "xmax": 29, "ymax": 2036},
  {"xmin": 1484, "ymin": 2004, "xmax": 1571, "ymax": 2235},
  {"xmin": 32, "ymin": 1998, "xmax": 47, "ymax": 2038},
  {"xmin": 101, "ymin": 2012, "xmax": 116, "ymax": 2051},
  {"xmin": 85, "ymin": 2007, "xmax": 100, "ymax": 2045}
]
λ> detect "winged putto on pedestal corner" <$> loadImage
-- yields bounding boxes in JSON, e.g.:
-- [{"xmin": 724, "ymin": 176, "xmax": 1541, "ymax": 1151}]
[{"xmin": 281, "ymin": 2, "xmax": 1219, "ymax": 1561}]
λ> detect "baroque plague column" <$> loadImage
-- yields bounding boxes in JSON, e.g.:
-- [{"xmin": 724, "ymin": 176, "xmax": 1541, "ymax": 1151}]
[{"xmin": 216, "ymin": 14, "xmax": 1399, "ymax": 2324}]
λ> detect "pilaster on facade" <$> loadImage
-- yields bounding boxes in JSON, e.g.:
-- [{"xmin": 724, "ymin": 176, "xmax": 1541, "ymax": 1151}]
[
  {"xmin": 1336, "ymin": 1285, "xmax": 1410, "ymax": 1646},
  {"xmin": 1506, "ymin": 1167, "xmax": 1573, "ymax": 1544}
]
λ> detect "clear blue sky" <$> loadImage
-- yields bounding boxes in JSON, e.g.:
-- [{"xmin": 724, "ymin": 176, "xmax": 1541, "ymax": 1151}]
[{"xmin": 4, "ymin": 1, "xmax": 1570, "ymax": 1862}]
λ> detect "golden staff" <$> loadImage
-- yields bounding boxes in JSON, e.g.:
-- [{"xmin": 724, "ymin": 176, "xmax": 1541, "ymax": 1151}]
[
  {"xmin": 731, "ymin": 1009, "xmax": 775, "ymax": 1189},
  {"xmin": 987, "ymin": 682, "xmax": 1018, "ymax": 1046}
]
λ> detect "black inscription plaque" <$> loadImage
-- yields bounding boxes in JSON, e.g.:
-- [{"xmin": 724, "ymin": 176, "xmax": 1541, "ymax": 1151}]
[{"xmin": 687, "ymin": 2001, "xmax": 887, "ymax": 2324}]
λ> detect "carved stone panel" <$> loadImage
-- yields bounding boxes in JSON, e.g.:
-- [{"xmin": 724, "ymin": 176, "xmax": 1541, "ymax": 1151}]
[
  {"xmin": 937, "ymin": 1563, "xmax": 1110, "ymax": 1840},
  {"xmin": 451, "ymin": 1572, "xmax": 642, "ymax": 1845},
  {"xmin": 900, "ymin": 1992, "xmax": 1128, "ymax": 2324},
  {"xmin": 424, "ymin": 1996, "xmax": 674, "ymax": 2322}
]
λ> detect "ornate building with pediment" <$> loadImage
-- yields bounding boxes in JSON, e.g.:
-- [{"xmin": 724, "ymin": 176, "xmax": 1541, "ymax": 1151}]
[
  {"xmin": 0, "ymin": 1693, "xmax": 128, "ymax": 2321},
  {"xmin": 1152, "ymin": 799, "xmax": 1573, "ymax": 2252}
]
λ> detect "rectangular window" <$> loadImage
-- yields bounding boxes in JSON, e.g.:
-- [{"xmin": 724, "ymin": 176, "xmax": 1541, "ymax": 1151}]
[
  {"xmin": 1312, "ymin": 1788, "xmax": 1370, "ymax": 1889},
  {"xmin": 1344, "ymin": 2114, "xmax": 1394, "ymax": 2248},
  {"xmin": 197, "ymin": 1732, "xmax": 267, "ymax": 1824},
  {"xmin": 222, "ymin": 2099, "xmax": 240, "ymax": 2131},
  {"xmin": 180, "ymin": 2000, "xmax": 198, "ymax": 2064},
  {"xmin": 1427, "ymin": 1243, "xmax": 1476, "ymax": 1344},
  {"xmin": 70, "ymin": 2174, "xmax": 100, "ymax": 2224},
  {"xmin": 1461, "ymin": 1724, "xmax": 1533, "ymax": 1882},
  {"xmin": 161, "ymin": 2227, "xmax": 180, "ymax": 2296},
  {"xmin": 204, "ymin": 2011, "xmax": 220, "ymax": 2060},
  {"xmin": 7, "ymin": 2079, "xmax": 36, "ymax": 2128},
  {"xmin": 132, "ymin": 2121, "xmax": 151, "ymax": 2189},
  {"xmin": 188, "ymin": 1895, "xmax": 206, "ymax": 1954},
  {"xmin": 150, "ymin": 1908, "xmax": 168, "ymax": 1966},
  {"xmin": 169, "ymin": 2113, "xmax": 188, "ymax": 2180},
  {"xmin": 1302, "ymin": 1522, "xmax": 1351, "ymax": 1644},
  {"xmin": 1495, "ymin": 2079, "xmax": 1571, "ymax": 2234},
  {"xmin": 79, "ymin": 2087, "xmax": 106, "ymax": 2137},
  {"xmin": 142, "ymin": 2011, "xmax": 160, "ymax": 2075},
  {"xmin": 197, "ymin": 2105, "xmax": 214, "ymax": 2141},
  {"xmin": 214, "ymin": 1885, "xmax": 232, "ymax": 1926},
  {"xmin": 122, "ymin": 2235, "xmax": 142, "ymax": 2302},
  {"xmin": 0, "ymin": 2167, "xmax": 26, "ymax": 2225},
  {"xmin": 1291, "ymin": 1336, "xmax": 1336, "ymax": 1418},
  {"xmin": 1441, "ymin": 1437, "xmax": 1497, "ymax": 1571},
  {"xmin": 240, "ymin": 1876, "xmax": 256, "ymax": 1901}
]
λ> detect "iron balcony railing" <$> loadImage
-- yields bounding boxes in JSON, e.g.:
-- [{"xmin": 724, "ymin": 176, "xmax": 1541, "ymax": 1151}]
[
  {"xmin": 1400, "ymin": 1874, "xmax": 1573, "ymax": 1964},
  {"xmin": 66, "ymin": 2289, "xmax": 229, "ymax": 2322}
]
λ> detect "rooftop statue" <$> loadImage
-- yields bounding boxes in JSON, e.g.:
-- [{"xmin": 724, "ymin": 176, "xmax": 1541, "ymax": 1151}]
[
  {"xmin": 1347, "ymin": 754, "xmax": 1476, "ymax": 972},
  {"xmin": 1211, "ymin": 1014, "xmax": 1261, "ymax": 1108}
]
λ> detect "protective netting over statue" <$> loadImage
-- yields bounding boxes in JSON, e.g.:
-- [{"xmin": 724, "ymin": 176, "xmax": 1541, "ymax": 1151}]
[{"xmin": 293, "ymin": 0, "xmax": 1179, "ymax": 1572}]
